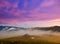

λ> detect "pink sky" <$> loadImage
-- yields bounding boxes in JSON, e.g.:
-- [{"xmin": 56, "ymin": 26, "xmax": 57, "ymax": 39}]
[{"xmin": 0, "ymin": 0, "xmax": 60, "ymax": 27}]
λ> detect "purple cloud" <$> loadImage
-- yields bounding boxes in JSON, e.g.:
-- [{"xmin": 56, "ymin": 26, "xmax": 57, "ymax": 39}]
[{"xmin": 0, "ymin": 0, "xmax": 60, "ymax": 26}]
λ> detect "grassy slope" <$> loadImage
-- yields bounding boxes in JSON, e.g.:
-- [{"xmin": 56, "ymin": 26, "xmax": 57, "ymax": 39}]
[{"xmin": 0, "ymin": 35, "xmax": 60, "ymax": 44}]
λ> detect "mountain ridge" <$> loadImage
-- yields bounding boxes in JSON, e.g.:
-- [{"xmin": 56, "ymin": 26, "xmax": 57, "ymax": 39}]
[{"xmin": 0, "ymin": 25, "xmax": 60, "ymax": 32}]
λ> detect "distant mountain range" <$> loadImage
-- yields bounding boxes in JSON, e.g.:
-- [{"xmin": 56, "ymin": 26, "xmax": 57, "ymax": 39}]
[
  {"xmin": 0, "ymin": 25, "xmax": 25, "ymax": 31},
  {"xmin": 32, "ymin": 26, "xmax": 60, "ymax": 32},
  {"xmin": 0, "ymin": 25, "xmax": 60, "ymax": 32}
]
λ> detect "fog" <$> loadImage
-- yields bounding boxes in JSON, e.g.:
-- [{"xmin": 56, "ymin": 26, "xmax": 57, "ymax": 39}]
[{"xmin": 0, "ymin": 29, "xmax": 60, "ymax": 39}]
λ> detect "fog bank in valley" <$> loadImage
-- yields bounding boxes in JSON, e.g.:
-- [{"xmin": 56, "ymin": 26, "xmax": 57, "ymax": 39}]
[{"xmin": 0, "ymin": 29, "xmax": 60, "ymax": 39}]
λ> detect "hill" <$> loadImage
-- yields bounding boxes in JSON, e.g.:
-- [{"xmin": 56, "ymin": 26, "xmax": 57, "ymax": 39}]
[{"xmin": 32, "ymin": 26, "xmax": 60, "ymax": 32}]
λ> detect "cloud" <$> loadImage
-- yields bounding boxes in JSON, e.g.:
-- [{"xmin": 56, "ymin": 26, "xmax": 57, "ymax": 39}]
[
  {"xmin": 17, "ymin": 19, "xmax": 60, "ymax": 27},
  {"xmin": 0, "ymin": 0, "xmax": 60, "ymax": 26},
  {"xmin": 41, "ymin": 0, "xmax": 55, "ymax": 7}
]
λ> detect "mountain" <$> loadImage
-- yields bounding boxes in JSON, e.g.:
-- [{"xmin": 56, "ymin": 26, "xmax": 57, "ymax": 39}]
[
  {"xmin": 0, "ymin": 25, "xmax": 60, "ymax": 39},
  {"xmin": 0, "ymin": 25, "xmax": 25, "ymax": 31},
  {"xmin": 32, "ymin": 26, "xmax": 60, "ymax": 32},
  {"xmin": 0, "ymin": 25, "xmax": 60, "ymax": 32}
]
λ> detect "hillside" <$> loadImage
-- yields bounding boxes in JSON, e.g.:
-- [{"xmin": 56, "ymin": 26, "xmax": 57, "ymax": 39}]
[
  {"xmin": 32, "ymin": 26, "xmax": 60, "ymax": 32},
  {"xmin": 0, "ymin": 26, "xmax": 60, "ymax": 44},
  {"xmin": 0, "ymin": 34, "xmax": 60, "ymax": 44}
]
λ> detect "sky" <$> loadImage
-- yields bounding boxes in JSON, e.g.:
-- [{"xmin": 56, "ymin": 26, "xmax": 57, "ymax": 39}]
[{"xmin": 0, "ymin": 0, "xmax": 60, "ymax": 27}]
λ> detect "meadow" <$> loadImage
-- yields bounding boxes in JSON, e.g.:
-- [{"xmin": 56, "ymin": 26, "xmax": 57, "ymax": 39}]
[{"xmin": 0, "ymin": 35, "xmax": 60, "ymax": 44}]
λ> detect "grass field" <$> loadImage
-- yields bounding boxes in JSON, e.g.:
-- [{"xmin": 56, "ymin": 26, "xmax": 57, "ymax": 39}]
[{"xmin": 0, "ymin": 35, "xmax": 60, "ymax": 44}]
